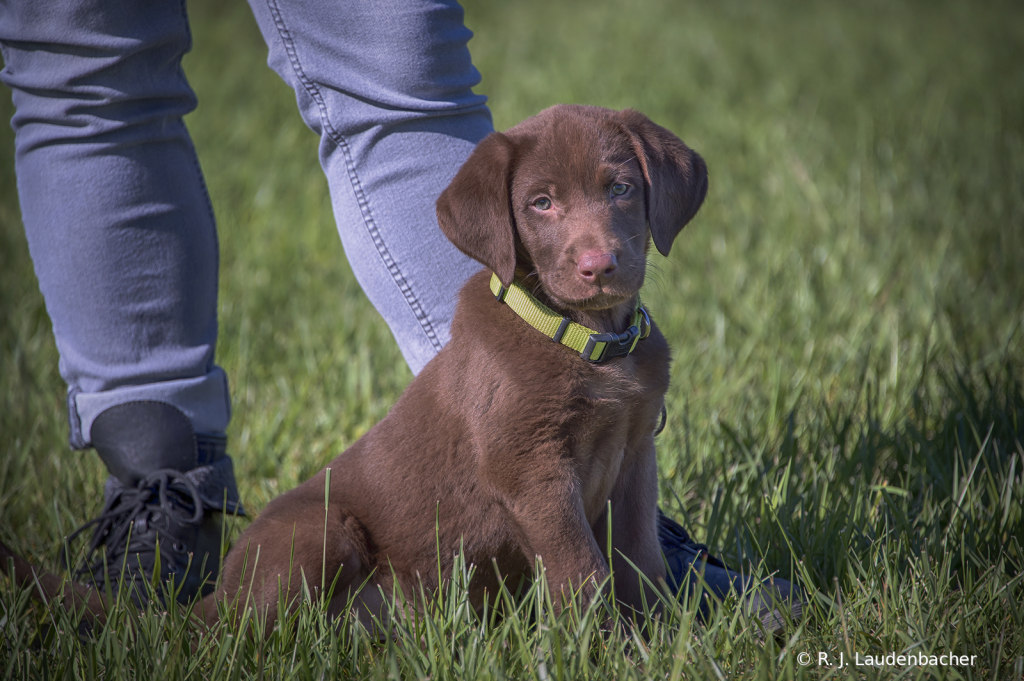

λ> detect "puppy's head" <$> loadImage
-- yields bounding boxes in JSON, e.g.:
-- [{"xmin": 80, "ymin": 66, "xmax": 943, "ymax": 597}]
[{"xmin": 437, "ymin": 105, "xmax": 707, "ymax": 312}]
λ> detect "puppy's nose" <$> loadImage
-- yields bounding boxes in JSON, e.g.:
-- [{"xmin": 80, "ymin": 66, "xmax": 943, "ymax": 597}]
[{"xmin": 577, "ymin": 251, "xmax": 618, "ymax": 285}]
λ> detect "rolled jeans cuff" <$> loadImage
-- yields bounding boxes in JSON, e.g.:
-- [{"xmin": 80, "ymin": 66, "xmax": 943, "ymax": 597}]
[{"xmin": 68, "ymin": 366, "xmax": 232, "ymax": 450}]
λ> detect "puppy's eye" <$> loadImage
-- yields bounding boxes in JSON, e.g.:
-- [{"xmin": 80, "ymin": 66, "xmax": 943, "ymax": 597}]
[
  {"xmin": 533, "ymin": 197, "xmax": 553, "ymax": 210},
  {"xmin": 611, "ymin": 183, "xmax": 629, "ymax": 196}
]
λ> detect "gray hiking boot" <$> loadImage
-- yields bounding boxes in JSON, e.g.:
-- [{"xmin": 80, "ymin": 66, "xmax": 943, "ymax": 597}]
[
  {"xmin": 658, "ymin": 510, "xmax": 802, "ymax": 636},
  {"xmin": 63, "ymin": 401, "xmax": 244, "ymax": 606}
]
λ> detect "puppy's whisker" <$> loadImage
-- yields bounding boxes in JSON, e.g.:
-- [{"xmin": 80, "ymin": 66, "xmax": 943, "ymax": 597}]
[{"xmin": 611, "ymin": 156, "xmax": 638, "ymax": 172}]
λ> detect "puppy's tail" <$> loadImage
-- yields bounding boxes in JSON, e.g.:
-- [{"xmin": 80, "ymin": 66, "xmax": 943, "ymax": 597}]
[{"xmin": 0, "ymin": 539, "xmax": 109, "ymax": 624}]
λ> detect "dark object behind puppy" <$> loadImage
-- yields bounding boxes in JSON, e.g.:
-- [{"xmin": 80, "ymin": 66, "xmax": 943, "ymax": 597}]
[{"xmin": 1, "ymin": 104, "xmax": 706, "ymax": 629}]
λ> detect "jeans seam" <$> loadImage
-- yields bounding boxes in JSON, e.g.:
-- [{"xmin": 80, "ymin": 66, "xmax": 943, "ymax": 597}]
[
  {"xmin": 177, "ymin": 0, "xmax": 217, "ymax": 232},
  {"xmin": 263, "ymin": 0, "xmax": 443, "ymax": 353},
  {"xmin": 176, "ymin": 0, "xmax": 221, "ymax": 356}
]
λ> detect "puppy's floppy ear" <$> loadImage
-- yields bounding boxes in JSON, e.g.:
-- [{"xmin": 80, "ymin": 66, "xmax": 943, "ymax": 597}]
[
  {"xmin": 436, "ymin": 132, "xmax": 517, "ymax": 287},
  {"xmin": 617, "ymin": 109, "xmax": 708, "ymax": 256}
]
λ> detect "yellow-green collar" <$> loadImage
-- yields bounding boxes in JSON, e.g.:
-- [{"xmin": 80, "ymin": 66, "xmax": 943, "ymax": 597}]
[{"xmin": 489, "ymin": 272, "xmax": 651, "ymax": 363}]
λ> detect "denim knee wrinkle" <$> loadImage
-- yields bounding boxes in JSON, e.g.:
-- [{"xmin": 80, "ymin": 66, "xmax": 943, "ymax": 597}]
[{"xmin": 0, "ymin": 0, "xmax": 492, "ymax": 450}]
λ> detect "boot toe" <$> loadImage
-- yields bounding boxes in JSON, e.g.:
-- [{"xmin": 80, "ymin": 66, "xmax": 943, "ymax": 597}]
[{"xmin": 744, "ymin": 576, "xmax": 803, "ymax": 637}]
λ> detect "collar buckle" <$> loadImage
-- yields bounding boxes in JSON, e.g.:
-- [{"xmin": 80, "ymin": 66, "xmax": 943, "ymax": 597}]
[{"xmin": 581, "ymin": 324, "xmax": 641, "ymax": 363}]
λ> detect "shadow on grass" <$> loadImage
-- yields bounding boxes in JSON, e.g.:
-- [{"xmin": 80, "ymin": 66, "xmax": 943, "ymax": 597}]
[
  {"xmin": 662, "ymin": 353, "xmax": 1024, "ymax": 674},
  {"xmin": 713, "ymin": 357, "xmax": 1023, "ymax": 589}
]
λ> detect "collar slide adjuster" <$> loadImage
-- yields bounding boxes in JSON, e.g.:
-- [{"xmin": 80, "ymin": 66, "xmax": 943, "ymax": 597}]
[{"xmin": 582, "ymin": 324, "xmax": 641, "ymax": 362}]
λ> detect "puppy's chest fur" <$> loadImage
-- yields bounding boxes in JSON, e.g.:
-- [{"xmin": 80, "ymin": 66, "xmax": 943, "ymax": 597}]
[
  {"xmin": 574, "ymin": 373, "xmax": 653, "ymax": 522},
  {"xmin": 451, "ymin": 272, "xmax": 670, "ymax": 519}
]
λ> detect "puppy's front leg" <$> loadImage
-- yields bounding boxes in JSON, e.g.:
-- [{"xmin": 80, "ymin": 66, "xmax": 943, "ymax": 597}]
[
  {"xmin": 592, "ymin": 438, "xmax": 665, "ymax": 618},
  {"xmin": 510, "ymin": 478, "xmax": 609, "ymax": 613}
]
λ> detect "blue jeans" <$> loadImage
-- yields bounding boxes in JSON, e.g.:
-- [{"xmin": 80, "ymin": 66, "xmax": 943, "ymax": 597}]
[{"xmin": 0, "ymin": 0, "xmax": 491, "ymax": 449}]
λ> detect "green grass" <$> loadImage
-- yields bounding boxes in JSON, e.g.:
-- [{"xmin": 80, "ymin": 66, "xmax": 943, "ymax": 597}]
[{"xmin": 2, "ymin": 0, "xmax": 1023, "ymax": 677}]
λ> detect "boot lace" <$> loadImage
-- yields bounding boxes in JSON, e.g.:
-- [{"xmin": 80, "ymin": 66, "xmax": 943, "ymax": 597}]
[
  {"xmin": 657, "ymin": 509, "xmax": 726, "ymax": 570},
  {"xmin": 63, "ymin": 469, "xmax": 205, "ymax": 586}
]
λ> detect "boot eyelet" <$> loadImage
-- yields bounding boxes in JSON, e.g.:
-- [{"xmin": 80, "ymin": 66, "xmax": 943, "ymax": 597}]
[{"xmin": 172, "ymin": 542, "xmax": 187, "ymax": 553}]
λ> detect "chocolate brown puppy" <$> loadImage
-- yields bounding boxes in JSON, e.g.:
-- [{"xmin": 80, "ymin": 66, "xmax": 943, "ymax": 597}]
[{"xmin": 1, "ymin": 104, "xmax": 707, "ymax": 630}]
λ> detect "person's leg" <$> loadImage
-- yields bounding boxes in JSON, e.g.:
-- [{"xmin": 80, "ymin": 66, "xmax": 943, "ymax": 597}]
[
  {"xmin": 0, "ymin": 0, "xmax": 230, "ymax": 449},
  {"xmin": 245, "ymin": 0, "xmax": 491, "ymax": 373},
  {"xmin": 0, "ymin": 0, "xmax": 239, "ymax": 603}
]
